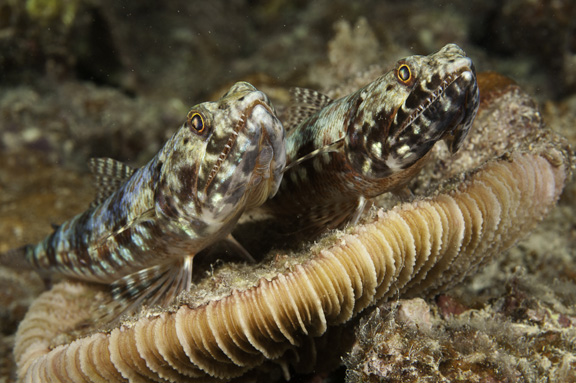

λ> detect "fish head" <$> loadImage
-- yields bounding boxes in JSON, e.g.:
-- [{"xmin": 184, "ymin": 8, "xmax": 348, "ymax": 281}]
[
  {"xmin": 345, "ymin": 43, "xmax": 480, "ymax": 179},
  {"xmin": 156, "ymin": 82, "xmax": 285, "ymax": 228}
]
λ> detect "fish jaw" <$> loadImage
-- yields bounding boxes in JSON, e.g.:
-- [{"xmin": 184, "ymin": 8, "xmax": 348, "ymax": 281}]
[
  {"xmin": 390, "ymin": 45, "xmax": 480, "ymax": 158},
  {"xmin": 154, "ymin": 82, "xmax": 285, "ymax": 234},
  {"xmin": 345, "ymin": 43, "xmax": 480, "ymax": 179},
  {"xmin": 200, "ymin": 98, "xmax": 286, "ymax": 226}
]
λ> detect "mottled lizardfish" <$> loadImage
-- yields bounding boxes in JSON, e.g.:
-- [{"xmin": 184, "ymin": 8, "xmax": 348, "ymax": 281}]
[
  {"xmin": 264, "ymin": 44, "xmax": 479, "ymax": 238},
  {"xmin": 0, "ymin": 82, "xmax": 286, "ymax": 309}
]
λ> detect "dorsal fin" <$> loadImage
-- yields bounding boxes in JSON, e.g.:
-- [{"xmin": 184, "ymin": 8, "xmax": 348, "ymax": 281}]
[
  {"xmin": 286, "ymin": 87, "xmax": 333, "ymax": 130},
  {"xmin": 88, "ymin": 158, "xmax": 136, "ymax": 207}
]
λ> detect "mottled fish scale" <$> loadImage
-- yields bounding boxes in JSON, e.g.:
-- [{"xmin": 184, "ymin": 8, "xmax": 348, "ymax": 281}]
[
  {"xmin": 1, "ymin": 81, "xmax": 286, "ymax": 311},
  {"xmin": 265, "ymin": 44, "xmax": 479, "ymax": 238}
]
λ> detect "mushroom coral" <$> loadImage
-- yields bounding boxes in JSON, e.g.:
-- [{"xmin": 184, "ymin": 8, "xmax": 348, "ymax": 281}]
[{"xmin": 13, "ymin": 73, "xmax": 573, "ymax": 382}]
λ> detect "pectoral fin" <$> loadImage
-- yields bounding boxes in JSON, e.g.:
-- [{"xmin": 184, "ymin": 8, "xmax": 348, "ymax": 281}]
[
  {"xmin": 222, "ymin": 234, "xmax": 256, "ymax": 263},
  {"xmin": 110, "ymin": 255, "xmax": 194, "ymax": 316}
]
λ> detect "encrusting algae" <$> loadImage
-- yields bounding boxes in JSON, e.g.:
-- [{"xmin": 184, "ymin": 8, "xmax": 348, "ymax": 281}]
[{"xmin": 10, "ymin": 70, "xmax": 573, "ymax": 382}]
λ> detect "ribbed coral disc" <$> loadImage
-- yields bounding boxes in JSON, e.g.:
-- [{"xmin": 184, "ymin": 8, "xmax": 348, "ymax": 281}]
[{"xmin": 14, "ymin": 149, "xmax": 568, "ymax": 382}]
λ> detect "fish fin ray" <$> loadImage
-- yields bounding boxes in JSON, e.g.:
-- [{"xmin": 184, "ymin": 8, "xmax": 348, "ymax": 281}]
[
  {"xmin": 284, "ymin": 138, "xmax": 344, "ymax": 171},
  {"xmin": 222, "ymin": 234, "xmax": 256, "ymax": 263},
  {"xmin": 286, "ymin": 87, "xmax": 332, "ymax": 130},
  {"xmin": 88, "ymin": 157, "xmax": 136, "ymax": 207},
  {"xmin": 110, "ymin": 255, "xmax": 194, "ymax": 316}
]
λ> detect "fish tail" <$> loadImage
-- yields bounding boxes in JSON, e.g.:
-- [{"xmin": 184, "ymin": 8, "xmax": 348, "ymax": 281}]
[{"xmin": 0, "ymin": 245, "xmax": 35, "ymax": 270}]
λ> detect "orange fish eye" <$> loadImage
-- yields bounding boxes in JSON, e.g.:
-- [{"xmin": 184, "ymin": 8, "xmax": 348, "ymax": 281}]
[
  {"xmin": 187, "ymin": 112, "xmax": 205, "ymax": 134},
  {"xmin": 397, "ymin": 64, "xmax": 412, "ymax": 83}
]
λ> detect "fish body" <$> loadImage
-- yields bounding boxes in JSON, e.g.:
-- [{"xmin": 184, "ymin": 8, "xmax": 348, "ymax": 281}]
[
  {"xmin": 1, "ymin": 82, "xmax": 285, "ymax": 306},
  {"xmin": 265, "ymin": 44, "xmax": 479, "ymax": 236}
]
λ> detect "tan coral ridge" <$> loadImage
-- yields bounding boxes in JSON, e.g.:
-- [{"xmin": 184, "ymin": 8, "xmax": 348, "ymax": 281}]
[{"xmin": 13, "ymin": 73, "xmax": 573, "ymax": 382}]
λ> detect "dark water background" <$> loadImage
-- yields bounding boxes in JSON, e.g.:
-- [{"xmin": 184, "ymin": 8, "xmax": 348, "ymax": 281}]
[{"xmin": 1, "ymin": 1, "xmax": 575, "ymax": 382}]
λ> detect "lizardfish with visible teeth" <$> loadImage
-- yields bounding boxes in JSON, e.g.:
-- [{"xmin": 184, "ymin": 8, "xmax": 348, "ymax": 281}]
[
  {"xmin": 264, "ymin": 44, "xmax": 479, "ymax": 238},
  {"xmin": 0, "ymin": 81, "xmax": 286, "ymax": 309}
]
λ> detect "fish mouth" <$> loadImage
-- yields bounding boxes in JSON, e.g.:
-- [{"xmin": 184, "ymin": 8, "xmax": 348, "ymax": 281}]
[
  {"xmin": 233, "ymin": 99, "xmax": 286, "ymax": 208},
  {"xmin": 202, "ymin": 97, "xmax": 285, "ymax": 214},
  {"xmin": 436, "ymin": 67, "xmax": 480, "ymax": 153},
  {"xmin": 395, "ymin": 63, "xmax": 479, "ymax": 157},
  {"xmin": 244, "ymin": 113, "xmax": 287, "ymax": 206},
  {"xmin": 203, "ymin": 99, "xmax": 276, "ymax": 193}
]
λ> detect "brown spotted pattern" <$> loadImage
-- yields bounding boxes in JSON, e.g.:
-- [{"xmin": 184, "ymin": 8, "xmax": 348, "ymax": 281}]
[
  {"xmin": 0, "ymin": 82, "xmax": 286, "ymax": 309},
  {"xmin": 12, "ymin": 72, "xmax": 572, "ymax": 382},
  {"xmin": 264, "ymin": 44, "xmax": 479, "ymax": 237}
]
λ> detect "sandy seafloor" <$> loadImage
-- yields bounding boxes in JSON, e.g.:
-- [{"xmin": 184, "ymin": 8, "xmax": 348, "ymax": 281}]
[{"xmin": 0, "ymin": 1, "xmax": 575, "ymax": 382}]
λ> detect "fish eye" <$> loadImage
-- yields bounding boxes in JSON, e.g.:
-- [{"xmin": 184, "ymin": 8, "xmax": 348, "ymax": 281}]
[
  {"xmin": 397, "ymin": 64, "xmax": 412, "ymax": 83},
  {"xmin": 187, "ymin": 112, "xmax": 205, "ymax": 134}
]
